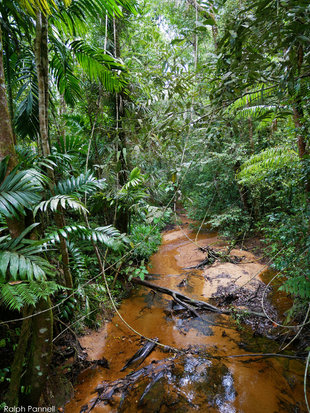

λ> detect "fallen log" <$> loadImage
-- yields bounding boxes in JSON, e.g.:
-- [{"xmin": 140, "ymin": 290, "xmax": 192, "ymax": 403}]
[
  {"xmin": 131, "ymin": 278, "xmax": 266, "ymax": 319},
  {"xmin": 120, "ymin": 338, "xmax": 158, "ymax": 371},
  {"xmin": 132, "ymin": 278, "xmax": 229, "ymax": 314}
]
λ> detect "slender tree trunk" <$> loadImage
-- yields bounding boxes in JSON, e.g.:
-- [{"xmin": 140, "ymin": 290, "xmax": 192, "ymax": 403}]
[
  {"xmin": 22, "ymin": 298, "xmax": 53, "ymax": 407},
  {"xmin": 35, "ymin": 12, "xmax": 50, "ymax": 158},
  {"xmin": 0, "ymin": 26, "xmax": 17, "ymax": 169},
  {"xmin": 35, "ymin": 13, "xmax": 73, "ymax": 287},
  {"xmin": 246, "ymin": 94, "xmax": 254, "ymax": 153},
  {"xmin": 55, "ymin": 208, "xmax": 73, "ymax": 289},
  {"xmin": 114, "ymin": 17, "xmax": 129, "ymax": 233},
  {"xmin": 291, "ymin": 44, "xmax": 309, "ymax": 200},
  {"xmin": 5, "ymin": 307, "xmax": 33, "ymax": 406}
]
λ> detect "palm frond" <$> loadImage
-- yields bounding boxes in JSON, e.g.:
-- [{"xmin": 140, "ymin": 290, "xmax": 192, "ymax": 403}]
[
  {"xmin": 235, "ymin": 105, "xmax": 278, "ymax": 120},
  {"xmin": 53, "ymin": 134, "xmax": 88, "ymax": 155},
  {"xmin": 0, "ymin": 159, "xmax": 44, "ymax": 219},
  {"xmin": 17, "ymin": 0, "xmax": 71, "ymax": 16},
  {"xmin": 67, "ymin": 241, "xmax": 87, "ymax": 277},
  {"xmin": 55, "ymin": 171, "xmax": 104, "ymax": 196},
  {"xmin": 14, "ymin": 48, "xmax": 40, "ymax": 139},
  {"xmin": 228, "ymin": 84, "xmax": 276, "ymax": 112},
  {"xmin": 0, "ymin": 227, "xmax": 55, "ymax": 282},
  {"xmin": 70, "ymin": 39, "xmax": 125, "ymax": 92},
  {"xmin": 46, "ymin": 224, "xmax": 123, "ymax": 250},
  {"xmin": 50, "ymin": 35, "xmax": 82, "ymax": 105},
  {"xmin": 34, "ymin": 195, "xmax": 88, "ymax": 215},
  {"xmin": 120, "ymin": 167, "xmax": 145, "ymax": 192}
]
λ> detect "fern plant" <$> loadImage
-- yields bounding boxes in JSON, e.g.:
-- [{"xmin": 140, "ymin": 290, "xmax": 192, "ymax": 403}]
[
  {"xmin": 237, "ymin": 147, "xmax": 301, "ymax": 186},
  {"xmin": 0, "ymin": 280, "xmax": 62, "ymax": 311}
]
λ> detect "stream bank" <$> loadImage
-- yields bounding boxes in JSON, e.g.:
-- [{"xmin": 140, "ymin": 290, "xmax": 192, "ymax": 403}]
[{"xmin": 64, "ymin": 216, "xmax": 308, "ymax": 412}]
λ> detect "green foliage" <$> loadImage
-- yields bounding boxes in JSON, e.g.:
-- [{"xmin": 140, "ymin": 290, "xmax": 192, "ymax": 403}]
[
  {"xmin": 34, "ymin": 195, "xmax": 87, "ymax": 215},
  {"xmin": 0, "ymin": 224, "xmax": 55, "ymax": 282},
  {"xmin": 208, "ymin": 207, "xmax": 252, "ymax": 239},
  {"xmin": 0, "ymin": 281, "xmax": 62, "ymax": 311},
  {"xmin": 237, "ymin": 147, "xmax": 301, "ymax": 186},
  {"xmin": 55, "ymin": 171, "xmax": 104, "ymax": 195},
  {"xmin": 0, "ymin": 157, "xmax": 45, "ymax": 219},
  {"xmin": 124, "ymin": 259, "xmax": 148, "ymax": 281},
  {"xmin": 129, "ymin": 224, "xmax": 162, "ymax": 261},
  {"xmin": 280, "ymin": 275, "xmax": 310, "ymax": 300},
  {"xmin": 46, "ymin": 223, "xmax": 124, "ymax": 250}
]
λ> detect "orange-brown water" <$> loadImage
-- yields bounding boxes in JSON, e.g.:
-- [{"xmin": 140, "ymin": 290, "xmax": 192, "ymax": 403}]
[{"xmin": 65, "ymin": 219, "xmax": 307, "ymax": 412}]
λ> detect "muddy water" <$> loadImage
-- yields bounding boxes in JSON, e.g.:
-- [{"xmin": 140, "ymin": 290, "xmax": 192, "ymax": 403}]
[{"xmin": 66, "ymin": 220, "xmax": 307, "ymax": 412}]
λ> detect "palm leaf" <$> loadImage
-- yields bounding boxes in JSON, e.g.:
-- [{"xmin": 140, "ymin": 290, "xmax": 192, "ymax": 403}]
[
  {"xmin": 46, "ymin": 224, "xmax": 123, "ymax": 250},
  {"xmin": 55, "ymin": 171, "xmax": 104, "ymax": 196},
  {"xmin": 0, "ymin": 160, "xmax": 44, "ymax": 219},
  {"xmin": 34, "ymin": 195, "xmax": 88, "ymax": 215},
  {"xmin": 70, "ymin": 39, "xmax": 125, "ymax": 92}
]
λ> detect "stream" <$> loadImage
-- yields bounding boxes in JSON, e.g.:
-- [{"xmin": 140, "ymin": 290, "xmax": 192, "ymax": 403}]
[{"xmin": 65, "ymin": 217, "xmax": 307, "ymax": 412}]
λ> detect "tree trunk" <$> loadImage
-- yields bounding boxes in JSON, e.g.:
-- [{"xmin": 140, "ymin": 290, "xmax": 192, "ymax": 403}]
[
  {"xmin": 35, "ymin": 13, "xmax": 73, "ymax": 286},
  {"xmin": 114, "ymin": 17, "xmax": 129, "ymax": 233},
  {"xmin": 0, "ymin": 26, "xmax": 17, "ymax": 169},
  {"xmin": 35, "ymin": 11, "xmax": 50, "ymax": 159},
  {"xmin": 22, "ymin": 298, "xmax": 53, "ymax": 407},
  {"xmin": 55, "ymin": 208, "xmax": 73, "ymax": 289},
  {"xmin": 5, "ymin": 307, "xmax": 33, "ymax": 406}
]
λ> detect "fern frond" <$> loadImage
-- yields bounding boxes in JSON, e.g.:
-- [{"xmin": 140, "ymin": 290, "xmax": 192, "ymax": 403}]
[
  {"xmin": 237, "ymin": 147, "xmax": 301, "ymax": 185},
  {"xmin": 280, "ymin": 276, "xmax": 310, "ymax": 299},
  {"xmin": 0, "ymin": 280, "xmax": 62, "ymax": 311}
]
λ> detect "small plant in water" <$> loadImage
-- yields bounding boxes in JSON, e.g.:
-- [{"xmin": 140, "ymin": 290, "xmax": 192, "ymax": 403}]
[{"xmin": 125, "ymin": 260, "xmax": 149, "ymax": 281}]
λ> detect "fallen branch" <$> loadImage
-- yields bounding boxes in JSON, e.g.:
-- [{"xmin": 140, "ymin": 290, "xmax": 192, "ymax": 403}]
[
  {"xmin": 120, "ymin": 338, "xmax": 158, "ymax": 371},
  {"xmin": 132, "ymin": 278, "xmax": 267, "ymax": 319},
  {"xmin": 132, "ymin": 277, "xmax": 228, "ymax": 314},
  {"xmin": 184, "ymin": 245, "xmax": 242, "ymax": 270},
  {"xmin": 172, "ymin": 292, "xmax": 200, "ymax": 318},
  {"xmin": 86, "ymin": 359, "xmax": 174, "ymax": 412}
]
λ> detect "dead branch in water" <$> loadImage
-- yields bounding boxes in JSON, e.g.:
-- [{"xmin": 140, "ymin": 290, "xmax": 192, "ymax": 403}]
[
  {"xmin": 132, "ymin": 277, "xmax": 229, "ymax": 314},
  {"xmin": 184, "ymin": 245, "xmax": 243, "ymax": 270},
  {"xmin": 85, "ymin": 359, "xmax": 174, "ymax": 412},
  {"xmin": 132, "ymin": 278, "xmax": 266, "ymax": 319}
]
